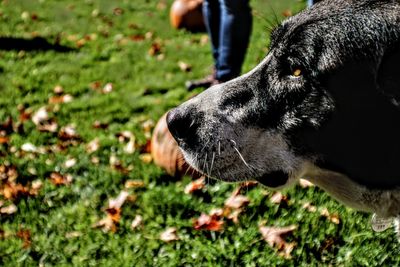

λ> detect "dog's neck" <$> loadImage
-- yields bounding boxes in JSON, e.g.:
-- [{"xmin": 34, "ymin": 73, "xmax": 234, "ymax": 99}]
[{"xmin": 299, "ymin": 162, "xmax": 400, "ymax": 218}]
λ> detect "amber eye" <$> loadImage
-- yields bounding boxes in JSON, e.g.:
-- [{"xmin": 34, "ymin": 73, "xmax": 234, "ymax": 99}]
[{"xmin": 292, "ymin": 68, "xmax": 302, "ymax": 77}]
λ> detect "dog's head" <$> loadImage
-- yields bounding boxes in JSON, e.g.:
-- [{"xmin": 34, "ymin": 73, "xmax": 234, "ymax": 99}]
[{"xmin": 167, "ymin": 0, "xmax": 400, "ymax": 189}]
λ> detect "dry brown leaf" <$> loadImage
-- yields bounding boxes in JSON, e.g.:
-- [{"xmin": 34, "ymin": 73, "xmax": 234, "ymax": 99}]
[
  {"xmin": 92, "ymin": 215, "xmax": 117, "ymax": 233},
  {"xmin": 21, "ymin": 143, "xmax": 37, "ymax": 152},
  {"xmin": 224, "ymin": 190, "xmax": 250, "ymax": 210},
  {"xmin": 86, "ymin": 138, "xmax": 100, "ymax": 153},
  {"xmin": 58, "ymin": 125, "xmax": 79, "ymax": 141},
  {"xmin": 0, "ymin": 136, "xmax": 9, "ymax": 144},
  {"xmin": 227, "ymin": 209, "xmax": 243, "ymax": 224},
  {"xmin": 16, "ymin": 229, "xmax": 31, "ymax": 249},
  {"xmin": 320, "ymin": 208, "xmax": 340, "ymax": 224},
  {"xmin": 0, "ymin": 204, "xmax": 17, "ymax": 214},
  {"xmin": 49, "ymin": 172, "xmax": 72, "ymax": 185},
  {"xmin": 178, "ymin": 61, "xmax": 192, "ymax": 72},
  {"xmin": 270, "ymin": 192, "xmax": 288, "ymax": 205},
  {"xmin": 184, "ymin": 177, "xmax": 205, "ymax": 194},
  {"xmin": 108, "ymin": 191, "xmax": 129, "ymax": 209},
  {"xmin": 299, "ymin": 179, "xmax": 314, "ymax": 188},
  {"xmin": 130, "ymin": 34, "xmax": 145, "ymax": 42},
  {"xmin": 32, "ymin": 107, "xmax": 49, "ymax": 126},
  {"xmin": 37, "ymin": 119, "xmax": 58, "ymax": 133},
  {"xmin": 160, "ymin": 227, "xmax": 179, "ymax": 242},
  {"xmin": 124, "ymin": 138, "xmax": 136, "ymax": 154},
  {"xmin": 92, "ymin": 120, "xmax": 109, "ymax": 129},
  {"xmin": 49, "ymin": 94, "xmax": 73, "ymax": 104},
  {"xmin": 65, "ymin": 231, "xmax": 82, "ymax": 239},
  {"xmin": 53, "ymin": 85, "xmax": 64, "ymax": 94},
  {"xmin": 102, "ymin": 83, "xmax": 113, "ymax": 93},
  {"xmin": 124, "ymin": 180, "xmax": 145, "ymax": 189},
  {"xmin": 302, "ymin": 202, "xmax": 317, "ymax": 212},
  {"xmin": 64, "ymin": 158, "xmax": 77, "ymax": 168},
  {"xmin": 139, "ymin": 153, "xmax": 152, "ymax": 164},
  {"xmin": 282, "ymin": 9, "xmax": 292, "ymax": 17},
  {"xmin": 148, "ymin": 42, "xmax": 162, "ymax": 56},
  {"xmin": 131, "ymin": 215, "xmax": 143, "ymax": 230},
  {"xmin": 116, "ymin": 131, "xmax": 133, "ymax": 142},
  {"xmin": 259, "ymin": 224, "xmax": 297, "ymax": 259},
  {"xmin": 193, "ymin": 213, "xmax": 224, "ymax": 231}
]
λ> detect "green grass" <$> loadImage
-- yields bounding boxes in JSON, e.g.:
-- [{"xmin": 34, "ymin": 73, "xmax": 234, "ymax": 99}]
[{"xmin": 0, "ymin": 0, "xmax": 399, "ymax": 266}]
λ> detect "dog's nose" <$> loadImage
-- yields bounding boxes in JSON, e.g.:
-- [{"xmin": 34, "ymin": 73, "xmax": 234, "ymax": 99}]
[{"xmin": 166, "ymin": 108, "xmax": 194, "ymax": 142}]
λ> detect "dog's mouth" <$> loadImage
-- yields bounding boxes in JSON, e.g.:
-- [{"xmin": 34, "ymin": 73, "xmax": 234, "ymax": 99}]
[{"xmin": 254, "ymin": 170, "xmax": 289, "ymax": 188}]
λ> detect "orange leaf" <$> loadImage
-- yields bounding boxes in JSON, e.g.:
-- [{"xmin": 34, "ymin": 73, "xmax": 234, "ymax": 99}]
[
  {"xmin": 184, "ymin": 177, "xmax": 205, "ymax": 194},
  {"xmin": 193, "ymin": 213, "xmax": 224, "ymax": 231}
]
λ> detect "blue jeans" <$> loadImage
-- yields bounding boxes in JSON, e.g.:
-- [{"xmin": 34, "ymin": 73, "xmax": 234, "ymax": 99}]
[{"xmin": 202, "ymin": 0, "xmax": 252, "ymax": 81}]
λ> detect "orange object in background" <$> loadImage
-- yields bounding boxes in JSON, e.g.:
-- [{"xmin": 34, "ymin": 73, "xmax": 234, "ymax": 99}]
[{"xmin": 170, "ymin": 0, "xmax": 205, "ymax": 31}]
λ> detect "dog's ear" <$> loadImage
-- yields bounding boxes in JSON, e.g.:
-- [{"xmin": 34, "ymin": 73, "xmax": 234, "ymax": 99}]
[{"xmin": 377, "ymin": 42, "xmax": 400, "ymax": 106}]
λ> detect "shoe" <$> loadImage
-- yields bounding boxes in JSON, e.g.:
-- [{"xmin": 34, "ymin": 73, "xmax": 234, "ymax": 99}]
[{"xmin": 185, "ymin": 73, "xmax": 220, "ymax": 91}]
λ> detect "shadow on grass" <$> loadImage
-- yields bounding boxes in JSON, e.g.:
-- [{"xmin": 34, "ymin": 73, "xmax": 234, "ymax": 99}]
[{"xmin": 0, "ymin": 36, "xmax": 75, "ymax": 52}]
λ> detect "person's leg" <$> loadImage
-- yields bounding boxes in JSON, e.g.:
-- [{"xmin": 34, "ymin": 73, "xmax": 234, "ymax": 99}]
[
  {"xmin": 202, "ymin": 0, "xmax": 221, "ymax": 69},
  {"xmin": 216, "ymin": 0, "xmax": 252, "ymax": 82}
]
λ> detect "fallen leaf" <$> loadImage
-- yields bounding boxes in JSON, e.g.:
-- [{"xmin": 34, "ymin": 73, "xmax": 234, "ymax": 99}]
[
  {"xmin": 92, "ymin": 120, "xmax": 109, "ymax": 129},
  {"xmin": 148, "ymin": 42, "xmax": 162, "ymax": 56},
  {"xmin": 53, "ymin": 85, "xmax": 64, "ymax": 94},
  {"xmin": 124, "ymin": 180, "xmax": 145, "ymax": 189},
  {"xmin": 58, "ymin": 125, "xmax": 79, "ymax": 141},
  {"xmin": 299, "ymin": 179, "xmax": 314, "ymax": 188},
  {"xmin": 139, "ymin": 153, "xmax": 152, "ymax": 164},
  {"xmin": 32, "ymin": 107, "xmax": 49, "ymax": 126},
  {"xmin": 21, "ymin": 142, "xmax": 36, "ymax": 153},
  {"xmin": 49, "ymin": 94, "xmax": 73, "ymax": 104},
  {"xmin": 102, "ymin": 83, "xmax": 113, "ymax": 93},
  {"xmin": 116, "ymin": 131, "xmax": 133, "ymax": 142},
  {"xmin": 16, "ymin": 229, "xmax": 31, "ymax": 249},
  {"xmin": 0, "ymin": 136, "xmax": 9, "ymax": 144},
  {"xmin": 320, "ymin": 208, "xmax": 340, "ymax": 224},
  {"xmin": 282, "ymin": 9, "xmax": 292, "ymax": 17},
  {"xmin": 109, "ymin": 191, "xmax": 129, "ymax": 209},
  {"xmin": 184, "ymin": 177, "xmax": 205, "ymax": 194},
  {"xmin": 160, "ymin": 227, "xmax": 179, "ymax": 242},
  {"xmin": 124, "ymin": 138, "xmax": 136, "ymax": 154},
  {"xmin": 193, "ymin": 213, "xmax": 224, "ymax": 231},
  {"xmin": 259, "ymin": 224, "xmax": 297, "ymax": 259},
  {"xmin": 37, "ymin": 119, "xmax": 58, "ymax": 133},
  {"xmin": 178, "ymin": 61, "xmax": 192, "ymax": 72},
  {"xmin": 224, "ymin": 190, "xmax": 250, "ymax": 209},
  {"xmin": 131, "ymin": 215, "xmax": 143, "ymax": 230},
  {"xmin": 65, "ymin": 231, "xmax": 82, "ymax": 239},
  {"xmin": 0, "ymin": 203, "xmax": 17, "ymax": 214},
  {"xmin": 64, "ymin": 158, "xmax": 77, "ymax": 168},
  {"xmin": 113, "ymin": 7, "xmax": 124, "ymax": 16},
  {"xmin": 49, "ymin": 172, "xmax": 72, "ymax": 185},
  {"xmin": 130, "ymin": 34, "xmax": 145, "ymax": 42},
  {"xmin": 270, "ymin": 192, "xmax": 288, "ymax": 205},
  {"xmin": 302, "ymin": 202, "xmax": 317, "ymax": 212},
  {"xmin": 92, "ymin": 216, "xmax": 116, "ymax": 233},
  {"xmin": 86, "ymin": 138, "xmax": 100, "ymax": 153}
]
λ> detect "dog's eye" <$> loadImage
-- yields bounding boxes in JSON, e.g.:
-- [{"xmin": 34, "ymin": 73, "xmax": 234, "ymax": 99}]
[{"xmin": 292, "ymin": 68, "xmax": 302, "ymax": 77}]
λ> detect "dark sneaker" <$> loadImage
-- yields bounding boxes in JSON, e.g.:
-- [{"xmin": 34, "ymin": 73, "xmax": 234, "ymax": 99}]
[{"xmin": 185, "ymin": 74, "xmax": 220, "ymax": 91}]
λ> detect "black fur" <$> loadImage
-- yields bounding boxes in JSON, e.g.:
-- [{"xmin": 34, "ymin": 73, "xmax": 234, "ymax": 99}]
[{"xmin": 168, "ymin": 0, "xmax": 400, "ymax": 194}]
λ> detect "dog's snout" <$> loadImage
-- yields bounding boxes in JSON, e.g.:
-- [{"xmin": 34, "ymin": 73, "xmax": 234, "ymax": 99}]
[{"xmin": 166, "ymin": 108, "xmax": 195, "ymax": 142}]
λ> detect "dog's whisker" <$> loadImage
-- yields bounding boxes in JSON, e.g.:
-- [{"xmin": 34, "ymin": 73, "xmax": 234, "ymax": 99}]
[{"xmin": 210, "ymin": 152, "xmax": 215, "ymax": 178}]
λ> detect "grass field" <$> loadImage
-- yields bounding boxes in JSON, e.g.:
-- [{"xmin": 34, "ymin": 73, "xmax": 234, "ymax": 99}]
[{"xmin": 0, "ymin": 0, "xmax": 399, "ymax": 266}]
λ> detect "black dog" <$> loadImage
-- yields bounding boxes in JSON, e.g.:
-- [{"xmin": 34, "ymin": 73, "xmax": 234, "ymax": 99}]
[{"xmin": 167, "ymin": 0, "xmax": 400, "ymax": 234}]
